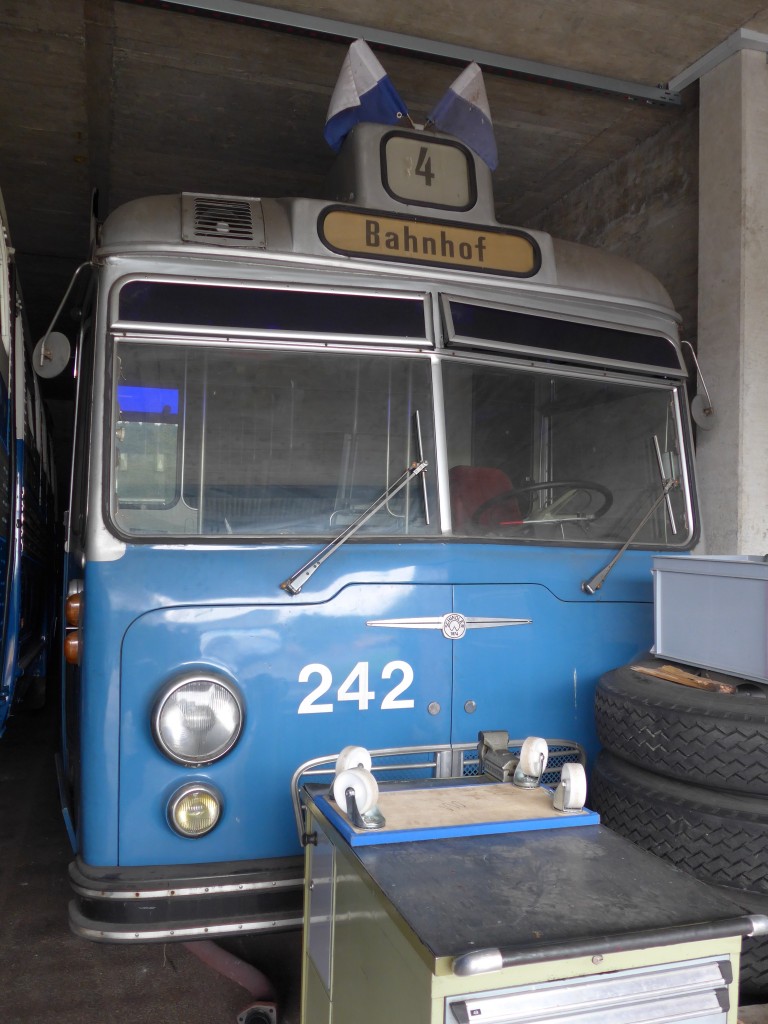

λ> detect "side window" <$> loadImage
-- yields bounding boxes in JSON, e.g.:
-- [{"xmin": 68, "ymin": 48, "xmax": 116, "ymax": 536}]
[{"xmin": 115, "ymin": 383, "xmax": 180, "ymax": 507}]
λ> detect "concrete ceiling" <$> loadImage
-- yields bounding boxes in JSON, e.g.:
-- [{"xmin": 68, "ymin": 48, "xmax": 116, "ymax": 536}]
[{"xmin": 4, "ymin": 0, "xmax": 768, "ymax": 348}]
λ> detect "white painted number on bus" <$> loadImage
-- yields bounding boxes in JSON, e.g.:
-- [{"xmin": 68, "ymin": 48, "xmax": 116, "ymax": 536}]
[
  {"xmin": 297, "ymin": 663, "xmax": 334, "ymax": 714},
  {"xmin": 380, "ymin": 661, "xmax": 414, "ymax": 709},
  {"xmin": 337, "ymin": 662, "xmax": 375, "ymax": 710},
  {"xmin": 297, "ymin": 661, "xmax": 415, "ymax": 714}
]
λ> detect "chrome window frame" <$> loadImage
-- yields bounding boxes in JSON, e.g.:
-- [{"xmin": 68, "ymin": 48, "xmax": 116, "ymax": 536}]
[
  {"xmin": 109, "ymin": 274, "xmax": 434, "ymax": 349},
  {"xmin": 100, "ymin": 272, "xmax": 696, "ymax": 550},
  {"xmin": 437, "ymin": 347, "xmax": 696, "ymax": 549},
  {"xmin": 103, "ymin": 332, "xmax": 696, "ymax": 549},
  {"xmin": 441, "ymin": 293, "xmax": 686, "ymax": 378}
]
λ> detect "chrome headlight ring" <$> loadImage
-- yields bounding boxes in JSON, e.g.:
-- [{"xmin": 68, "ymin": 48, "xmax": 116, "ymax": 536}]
[{"xmin": 152, "ymin": 672, "xmax": 244, "ymax": 766}]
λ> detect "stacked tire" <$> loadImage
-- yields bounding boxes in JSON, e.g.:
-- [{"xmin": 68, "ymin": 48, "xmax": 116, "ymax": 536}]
[{"xmin": 591, "ymin": 657, "xmax": 768, "ymax": 999}]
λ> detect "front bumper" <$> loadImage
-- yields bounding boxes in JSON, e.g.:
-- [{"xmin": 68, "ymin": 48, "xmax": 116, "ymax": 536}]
[{"xmin": 68, "ymin": 855, "xmax": 304, "ymax": 943}]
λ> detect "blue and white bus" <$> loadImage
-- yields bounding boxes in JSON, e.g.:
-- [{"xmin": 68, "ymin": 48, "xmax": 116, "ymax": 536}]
[
  {"xmin": 0, "ymin": 190, "xmax": 57, "ymax": 736},
  {"xmin": 57, "ymin": 117, "xmax": 695, "ymax": 942}
]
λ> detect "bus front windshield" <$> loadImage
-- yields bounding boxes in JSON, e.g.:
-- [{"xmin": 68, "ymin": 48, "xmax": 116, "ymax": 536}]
[{"xmin": 109, "ymin": 340, "xmax": 691, "ymax": 547}]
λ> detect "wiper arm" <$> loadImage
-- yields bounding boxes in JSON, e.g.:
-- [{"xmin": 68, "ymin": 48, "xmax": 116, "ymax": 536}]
[
  {"xmin": 280, "ymin": 459, "xmax": 428, "ymax": 595},
  {"xmin": 653, "ymin": 435, "xmax": 678, "ymax": 535},
  {"xmin": 414, "ymin": 411, "xmax": 430, "ymax": 527},
  {"xmin": 581, "ymin": 477, "xmax": 677, "ymax": 596}
]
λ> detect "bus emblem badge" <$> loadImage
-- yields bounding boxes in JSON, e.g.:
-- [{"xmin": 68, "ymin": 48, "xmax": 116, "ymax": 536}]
[
  {"xmin": 366, "ymin": 614, "xmax": 532, "ymax": 639},
  {"xmin": 442, "ymin": 613, "xmax": 467, "ymax": 640}
]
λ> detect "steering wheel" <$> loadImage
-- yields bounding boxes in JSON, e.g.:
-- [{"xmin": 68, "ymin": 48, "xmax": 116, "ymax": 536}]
[{"xmin": 471, "ymin": 480, "xmax": 613, "ymax": 527}]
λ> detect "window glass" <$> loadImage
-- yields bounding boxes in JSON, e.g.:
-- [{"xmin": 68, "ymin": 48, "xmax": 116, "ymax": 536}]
[
  {"xmin": 111, "ymin": 343, "xmax": 437, "ymax": 539},
  {"xmin": 443, "ymin": 360, "xmax": 690, "ymax": 546},
  {"xmin": 118, "ymin": 282, "xmax": 427, "ymax": 340},
  {"xmin": 448, "ymin": 301, "xmax": 683, "ymax": 372},
  {"xmin": 115, "ymin": 383, "xmax": 179, "ymax": 506}
]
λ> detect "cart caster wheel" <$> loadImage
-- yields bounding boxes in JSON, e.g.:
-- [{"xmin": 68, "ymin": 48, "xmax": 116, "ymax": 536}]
[{"xmin": 237, "ymin": 1002, "xmax": 277, "ymax": 1024}]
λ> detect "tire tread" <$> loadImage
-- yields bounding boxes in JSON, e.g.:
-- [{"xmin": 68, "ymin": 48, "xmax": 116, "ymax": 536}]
[{"xmin": 595, "ymin": 664, "xmax": 768, "ymax": 794}]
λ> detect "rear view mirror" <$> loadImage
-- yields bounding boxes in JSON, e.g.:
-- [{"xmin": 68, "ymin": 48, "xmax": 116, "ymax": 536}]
[{"xmin": 33, "ymin": 330, "xmax": 71, "ymax": 378}]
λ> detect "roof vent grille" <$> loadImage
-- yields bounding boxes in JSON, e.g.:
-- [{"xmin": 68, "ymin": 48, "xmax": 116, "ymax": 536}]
[{"xmin": 181, "ymin": 194, "xmax": 265, "ymax": 248}]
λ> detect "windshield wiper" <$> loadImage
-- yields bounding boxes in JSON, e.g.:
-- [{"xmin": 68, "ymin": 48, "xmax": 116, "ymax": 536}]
[
  {"xmin": 414, "ymin": 410, "xmax": 430, "ymax": 527},
  {"xmin": 653, "ymin": 435, "xmax": 678, "ymax": 536},
  {"xmin": 280, "ymin": 459, "xmax": 428, "ymax": 595},
  {"xmin": 581, "ymin": 476, "xmax": 678, "ymax": 596}
]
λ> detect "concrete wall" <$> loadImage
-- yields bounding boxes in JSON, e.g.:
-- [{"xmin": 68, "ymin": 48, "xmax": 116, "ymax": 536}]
[
  {"xmin": 695, "ymin": 49, "xmax": 768, "ymax": 555},
  {"xmin": 524, "ymin": 73, "xmax": 768, "ymax": 558},
  {"xmin": 525, "ymin": 107, "xmax": 700, "ymax": 343}
]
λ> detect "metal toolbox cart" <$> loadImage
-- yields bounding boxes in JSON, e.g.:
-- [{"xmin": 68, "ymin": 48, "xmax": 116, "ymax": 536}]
[
  {"xmin": 299, "ymin": 774, "xmax": 765, "ymax": 1024},
  {"xmin": 653, "ymin": 554, "xmax": 768, "ymax": 683}
]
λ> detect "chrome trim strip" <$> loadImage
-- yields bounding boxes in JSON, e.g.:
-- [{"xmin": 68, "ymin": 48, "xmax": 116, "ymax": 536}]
[
  {"xmin": 71, "ymin": 915, "xmax": 305, "ymax": 943},
  {"xmin": 366, "ymin": 613, "xmax": 532, "ymax": 637},
  {"xmin": 113, "ymin": 321, "xmax": 430, "ymax": 347},
  {"xmin": 455, "ymin": 616, "xmax": 532, "ymax": 628},
  {"xmin": 367, "ymin": 616, "xmax": 445, "ymax": 628},
  {"xmin": 70, "ymin": 876, "xmax": 303, "ymax": 900}
]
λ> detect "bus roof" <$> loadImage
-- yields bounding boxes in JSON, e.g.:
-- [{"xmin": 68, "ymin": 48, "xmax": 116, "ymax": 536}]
[
  {"xmin": 97, "ymin": 191, "xmax": 676, "ymax": 317},
  {"xmin": 96, "ymin": 123, "xmax": 676, "ymax": 318}
]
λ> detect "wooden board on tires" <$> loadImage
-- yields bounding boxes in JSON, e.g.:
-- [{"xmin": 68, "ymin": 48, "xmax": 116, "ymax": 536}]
[{"xmin": 632, "ymin": 663, "xmax": 736, "ymax": 693}]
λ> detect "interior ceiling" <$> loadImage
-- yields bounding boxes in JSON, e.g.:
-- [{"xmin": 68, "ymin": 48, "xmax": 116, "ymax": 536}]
[{"xmin": 4, "ymin": 0, "xmax": 768, "ymax": 348}]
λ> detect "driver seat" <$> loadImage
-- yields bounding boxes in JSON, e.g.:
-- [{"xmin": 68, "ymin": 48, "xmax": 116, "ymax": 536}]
[{"xmin": 449, "ymin": 466, "xmax": 522, "ymax": 529}]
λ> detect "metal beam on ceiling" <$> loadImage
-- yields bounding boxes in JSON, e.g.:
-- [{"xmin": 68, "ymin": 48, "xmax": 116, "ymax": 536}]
[
  {"xmin": 123, "ymin": 0, "xmax": 682, "ymax": 107},
  {"xmin": 668, "ymin": 27, "xmax": 768, "ymax": 91}
]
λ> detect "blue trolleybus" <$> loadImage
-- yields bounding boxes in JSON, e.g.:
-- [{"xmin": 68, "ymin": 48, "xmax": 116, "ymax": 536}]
[
  {"xmin": 57, "ymin": 119, "xmax": 696, "ymax": 941},
  {"xmin": 0, "ymin": 190, "xmax": 57, "ymax": 736}
]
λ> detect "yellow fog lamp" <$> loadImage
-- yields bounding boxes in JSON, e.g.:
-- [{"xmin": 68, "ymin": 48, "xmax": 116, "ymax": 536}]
[{"xmin": 167, "ymin": 783, "xmax": 222, "ymax": 838}]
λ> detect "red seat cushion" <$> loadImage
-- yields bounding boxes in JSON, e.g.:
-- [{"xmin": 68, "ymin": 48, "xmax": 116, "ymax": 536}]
[{"xmin": 449, "ymin": 466, "xmax": 521, "ymax": 528}]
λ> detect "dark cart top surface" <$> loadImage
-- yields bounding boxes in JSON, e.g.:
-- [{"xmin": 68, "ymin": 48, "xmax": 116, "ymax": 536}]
[{"xmin": 305, "ymin": 788, "xmax": 747, "ymax": 962}]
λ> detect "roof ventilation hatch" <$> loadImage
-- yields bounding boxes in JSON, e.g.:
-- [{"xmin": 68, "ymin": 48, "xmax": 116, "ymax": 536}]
[{"xmin": 181, "ymin": 194, "xmax": 265, "ymax": 248}]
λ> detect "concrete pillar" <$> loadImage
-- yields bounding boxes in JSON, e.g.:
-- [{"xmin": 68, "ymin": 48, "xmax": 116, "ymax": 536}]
[{"xmin": 696, "ymin": 48, "xmax": 768, "ymax": 555}]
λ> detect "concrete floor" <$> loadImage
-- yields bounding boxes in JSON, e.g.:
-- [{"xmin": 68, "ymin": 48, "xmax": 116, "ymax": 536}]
[{"xmin": 0, "ymin": 697, "xmax": 300, "ymax": 1024}]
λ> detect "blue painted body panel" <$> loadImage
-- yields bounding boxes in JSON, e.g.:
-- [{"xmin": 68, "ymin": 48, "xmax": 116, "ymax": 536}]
[
  {"xmin": 0, "ymin": 372, "xmax": 11, "ymax": 734},
  {"xmin": 80, "ymin": 541, "xmax": 654, "ymax": 867},
  {"xmin": 0, "ymin": 432, "xmax": 16, "ymax": 735},
  {"xmin": 0, "ymin": 441, "xmax": 24, "ymax": 736}
]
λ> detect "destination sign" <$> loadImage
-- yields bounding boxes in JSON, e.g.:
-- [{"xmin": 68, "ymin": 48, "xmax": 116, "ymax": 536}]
[
  {"xmin": 319, "ymin": 207, "xmax": 541, "ymax": 278},
  {"xmin": 381, "ymin": 133, "xmax": 475, "ymax": 210}
]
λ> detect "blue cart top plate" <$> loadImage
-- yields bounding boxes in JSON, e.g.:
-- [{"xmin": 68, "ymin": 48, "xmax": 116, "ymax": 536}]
[{"xmin": 313, "ymin": 780, "xmax": 599, "ymax": 847}]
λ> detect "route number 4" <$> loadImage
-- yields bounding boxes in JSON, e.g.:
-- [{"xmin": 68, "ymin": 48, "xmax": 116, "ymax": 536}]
[
  {"xmin": 298, "ymin": 661, "xmax": 414, "ymax": 714},
  {"xmin": 415, "ymin": 147, "xmax": 435, "ymax": 187}
]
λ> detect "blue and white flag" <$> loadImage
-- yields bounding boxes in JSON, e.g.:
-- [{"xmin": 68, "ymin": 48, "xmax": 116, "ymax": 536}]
[
  {"xmin": 324, "ymin": 39, "xmax": 409, "ymax": 152},
  {"xmin": 427, "ymin": 63, "xmax": 498, "ymax": 170}
]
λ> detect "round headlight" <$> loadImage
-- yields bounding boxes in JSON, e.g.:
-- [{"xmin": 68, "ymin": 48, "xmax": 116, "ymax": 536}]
[
  {"xmin": 153, "ymin": 674, "xmax": 243, "ymax": 765},
  {"xmin": 168, "ymin": 783, "xmax": 222, "ymax": 837}
]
